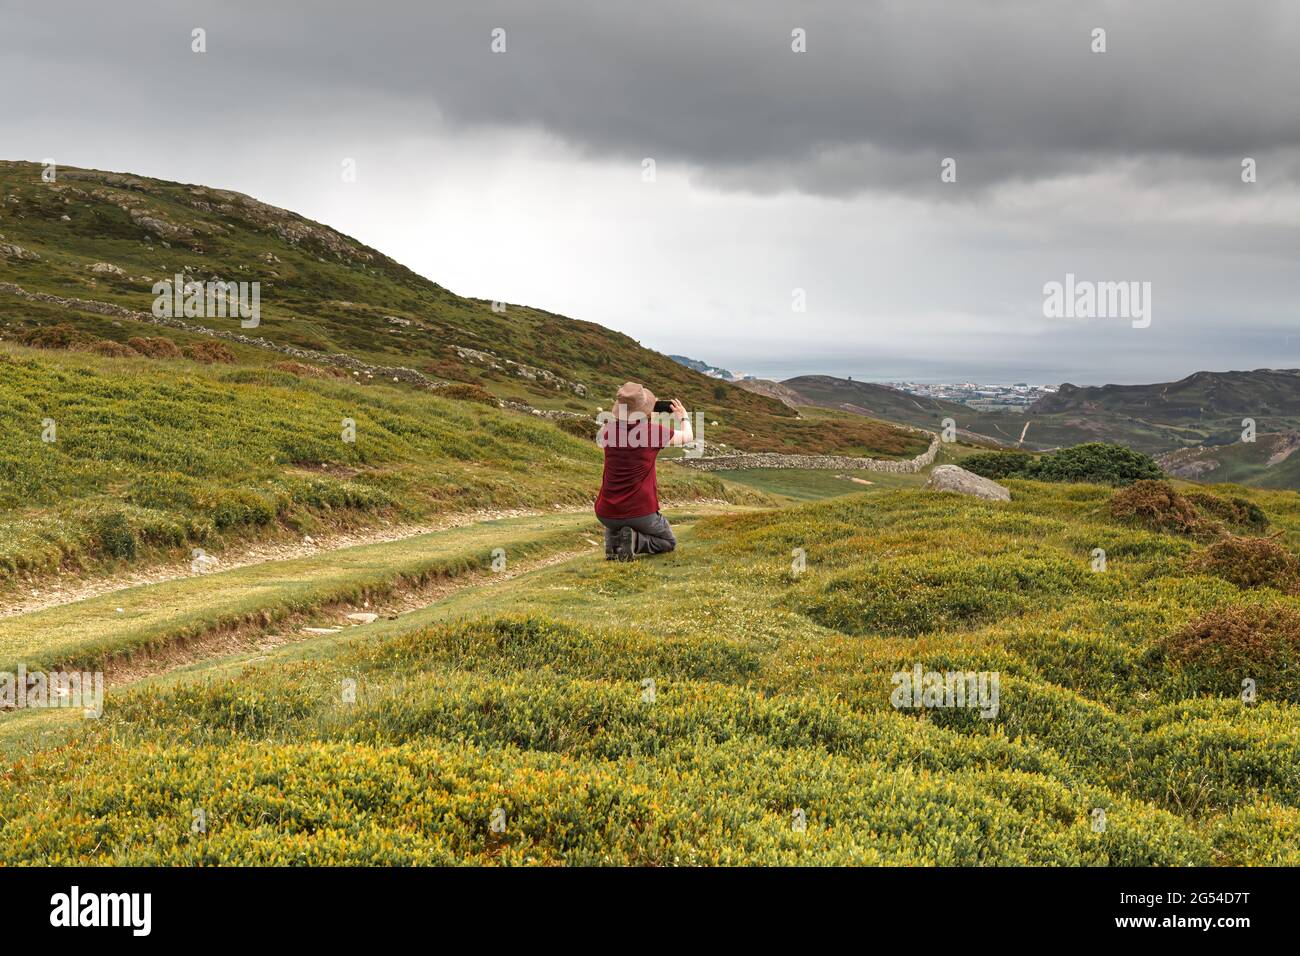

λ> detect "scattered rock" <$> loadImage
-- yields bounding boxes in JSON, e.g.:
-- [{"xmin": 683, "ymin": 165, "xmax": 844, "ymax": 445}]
[
  {"xmin": 923, "ymin": 464, "xmax": 1012, "ymax": 501},
  {"xmin": 302, "ymin": 626, "xmax": 341, "ymax": 635},
  {"xmin": 89, "ymin": 261, "xmax": 124, "ymax": 274},
  {"xmin": 129, "ymin": 208, "xmax": 193, "ymax": 240},
  {"xmin": 0, "ymin": 242, "xmax": 40, "ymax": 261},
  {"xmin": 346, "ymin": 612, "xmax": 379, "ymax": 625}
]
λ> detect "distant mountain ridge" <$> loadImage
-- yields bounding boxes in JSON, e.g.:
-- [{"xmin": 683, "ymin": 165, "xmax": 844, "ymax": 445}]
[
  {"xmin": 668, "ymin": 354, "xmax": 737, "ymax": 380},
  {"xmin": 776, "ymin": 369, "xmax": 1300, "ymax": 487},
  {"xmin": 1030, "ymin": 368, "xmax": 1300, "ymax": 419}
]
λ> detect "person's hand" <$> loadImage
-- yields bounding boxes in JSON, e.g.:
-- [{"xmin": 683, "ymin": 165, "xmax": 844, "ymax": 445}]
[{"xmin": 669, "ymin": 398, "xmax": 687, "ymax": 419}]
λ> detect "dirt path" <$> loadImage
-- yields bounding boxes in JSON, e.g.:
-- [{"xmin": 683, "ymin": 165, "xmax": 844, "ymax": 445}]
[
  {"xmin": 104, "ymin": 546, "xmax": 595, "ymax": 688},
  {"xmin": 0, "ymin": 505, "xmax": 591, "ymax": 620}
]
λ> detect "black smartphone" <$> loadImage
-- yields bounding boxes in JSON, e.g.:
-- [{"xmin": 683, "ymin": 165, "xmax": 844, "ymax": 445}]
[{"xmin": 653, "ymin": 399, "xmax": 674, "ymax": 413}]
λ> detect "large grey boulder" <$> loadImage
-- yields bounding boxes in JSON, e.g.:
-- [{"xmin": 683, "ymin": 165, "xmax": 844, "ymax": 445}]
[{"xmin": 924, "ymin": 464, "xmax": 1011, "ymax": 501}]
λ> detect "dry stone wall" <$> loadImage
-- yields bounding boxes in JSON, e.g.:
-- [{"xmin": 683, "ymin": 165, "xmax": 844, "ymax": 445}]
[{"xmin": 674, "ymin": 433, "xmax": 941, "ymax": 474}]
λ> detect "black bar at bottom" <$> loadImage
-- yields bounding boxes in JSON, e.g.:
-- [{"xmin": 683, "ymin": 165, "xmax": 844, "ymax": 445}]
[{"xmin": 1, "ymin": 866, "xmax": 1282, "ymax": 942}]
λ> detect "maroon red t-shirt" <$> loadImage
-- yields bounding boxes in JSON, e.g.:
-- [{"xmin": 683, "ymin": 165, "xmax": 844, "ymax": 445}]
[{"xmin": 595, "ymin": 419, "xmax": 674, "ymax": 519}]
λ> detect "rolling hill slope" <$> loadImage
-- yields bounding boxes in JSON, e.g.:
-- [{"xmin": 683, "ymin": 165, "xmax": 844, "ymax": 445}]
[
  {"xmin": 780, "ymin": 371, "xmax": 1300, "ymax": 487},
  {"xmin": 0, "ymin": 160, "xmax": 920, "ymax": 457}
]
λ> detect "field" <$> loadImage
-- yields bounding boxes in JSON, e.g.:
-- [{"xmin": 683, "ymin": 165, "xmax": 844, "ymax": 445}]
[
  {"xmin": 0, "ymin": 341, "xmax": 764, "ymax": 590},
  {"xmin": 2, "ymin": 479, "xmax": 1297, "ymax": 864}
]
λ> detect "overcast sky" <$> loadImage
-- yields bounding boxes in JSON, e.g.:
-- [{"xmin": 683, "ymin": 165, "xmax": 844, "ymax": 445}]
[{"xmin": 3, "ymin": 0, "xmax": 1297, "ymax": 384}]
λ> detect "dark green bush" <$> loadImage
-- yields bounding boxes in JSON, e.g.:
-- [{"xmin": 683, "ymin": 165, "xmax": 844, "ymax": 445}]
[
  {"xmin": 962, "ymin": 450, "xmax": 1034, "ymax": 480},
  {"xmin": 555, "ymin": 416, "xmax": 599, "ymax": 441},
  {"xmin": 1029, "ymin": 443, "xmax": 1164, "ymax": 485},
  {"xmin": 963, "ymin": 443, "xmax": 1163, "ymax": 486},
  {"xmin": 96, "ymin": 512, "xmax": 138, "ymax": 559}
]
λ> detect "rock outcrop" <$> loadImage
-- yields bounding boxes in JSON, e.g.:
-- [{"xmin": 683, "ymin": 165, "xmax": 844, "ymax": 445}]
[
  {"xmin": 0, "ymin": 242, "xmax": 40, "ymax": 261},
  {"xmin": 923, "ymin": 464, "xmax": 1011, "ymax": 501}
]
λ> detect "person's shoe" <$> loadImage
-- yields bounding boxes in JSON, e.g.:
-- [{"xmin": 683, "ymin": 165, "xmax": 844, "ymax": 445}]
[{"xmin": 616, "ymin": 526, "xmax": 635, "ymax": 562}]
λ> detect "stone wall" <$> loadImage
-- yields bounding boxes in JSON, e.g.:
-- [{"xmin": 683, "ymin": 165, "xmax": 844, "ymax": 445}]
[{"xmin": 672, "ymin": 434, "xmax": 941, "ymax": 474}]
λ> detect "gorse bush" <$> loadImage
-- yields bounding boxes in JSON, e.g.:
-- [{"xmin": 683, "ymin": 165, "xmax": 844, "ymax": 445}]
[
  {"xmin": 1029, "ymin": 443, "xmax": 1164, "ymax": 485},
  {"xmin": 1157, "ymin": 605, "xmax": 1300, "ymax": 704},
  {"xmin": 1187, "ymin": 535, "xmax": 1300, "ymax": 592},
  {"xmin": 14, "ymin": 322, "xmax": 95, "ymax": 349},
  {"xmin": 963, "ymin": 443, "xmax": 1163, "ymax": 486},
  {"xmin": 77, "ymin": 340, "xmax": 137, "ymax": 358},
  {"xmin": 1109, "ymin": 480, "xmax": 1205, "ymax": 535},
  {"xmin": 435, "ymin": 382, "xmax": 500, "ymax": 407},
  {"xmin": 555, "ymin": 416, "xmax": 600, "ymax": 441},
  {"xmin": 127, "ymin": 336, "xmax": 183, "ymax": 359},
  {"xmin": 95, "ymin": 511, "xmax": 137, "ymax": 559},
  {"xmin": 183, "ymin": 341, "xmax": 237, "ymax": 364},
  {"xmin": 1185, "ymin": 492, "xmax": 1269, "ymax": 534}
]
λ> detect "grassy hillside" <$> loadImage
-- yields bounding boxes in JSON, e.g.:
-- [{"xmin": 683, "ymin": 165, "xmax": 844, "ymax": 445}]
[
  {"xmin": 2, "ymin": 480, "xmax": 1298, "ymax": 864},
  {"xmin": 0, "ymin": 160, "xmax": 918, "ymax": 457},
  {"xmin": 0, "ymin": 343, "xmax": 755, "ymax": 588},
  {"xmin": 1159, "ymin": 432, "xmax": 1300, "ymax": 489}
]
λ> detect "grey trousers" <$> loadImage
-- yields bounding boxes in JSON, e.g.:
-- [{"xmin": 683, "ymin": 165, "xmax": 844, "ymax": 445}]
[{"xmin": 598, "ymin": 511, "xmax": 677, "ymax": 556}]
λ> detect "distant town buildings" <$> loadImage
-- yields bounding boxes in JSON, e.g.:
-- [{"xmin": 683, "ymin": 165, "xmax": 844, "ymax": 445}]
[{"xmin": 885, "ymin": 381, "xmax": 1058, "ymax": 412}]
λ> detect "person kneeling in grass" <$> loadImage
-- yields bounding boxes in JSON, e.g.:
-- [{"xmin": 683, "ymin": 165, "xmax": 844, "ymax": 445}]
[{"xmin": 596, "ymin": 381, "xmax": 693, "ymax": 561}]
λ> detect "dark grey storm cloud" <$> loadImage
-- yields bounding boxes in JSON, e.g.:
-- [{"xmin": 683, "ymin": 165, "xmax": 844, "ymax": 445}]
[
  {"xmin": 1, "ymin": 0, "xmax": 1297, "ymax": 384},
  {"xmin": 6, "ymin": 0, "xmax": 1300, "ymax": 195}
]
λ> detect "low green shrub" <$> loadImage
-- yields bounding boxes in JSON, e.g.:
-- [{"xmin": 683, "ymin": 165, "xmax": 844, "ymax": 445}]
[
  {"xmin": 96, "ymin": 511, "xmax": 137, "ymax": 559},
  {"xmin": 1028, "ymin": 443, "xmax": 1164, "ymax": 485},
  {"xmin": 437, "ymin": 382, "xmax": 500, "ymax": 407},
  {"xmin": 555, "ymin": 416, "xmax": 599, "ymax": 441},
  {"xmin": 1134, "ymin": 701, "xmax": 1300, "ymax": 813},
  {"xmin": 792, "ymin": 551, "xmax": 1090, "ymax": 636}
]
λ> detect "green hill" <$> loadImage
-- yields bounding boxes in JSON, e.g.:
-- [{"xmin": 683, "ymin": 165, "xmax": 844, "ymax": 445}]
[
  {"xmin": 1, "ymin": 162, "xmax": 1296, "ymax": 867},
  {"xmin": 1031, "ymin": 370, "xmax": 1300, "ymax": 452},
  {"xmin": 1159, "ymin": 431, "xmax": 1300, "ymax": 489},
  {"xmin": 0, "ymin": 160, "xmax": 920, "ymax": 458}
]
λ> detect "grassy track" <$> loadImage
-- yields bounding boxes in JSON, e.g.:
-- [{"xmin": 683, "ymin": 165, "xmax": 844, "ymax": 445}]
[{"xmin": 0, "ymin": 511, "xmax": 602, "ymax": 673}]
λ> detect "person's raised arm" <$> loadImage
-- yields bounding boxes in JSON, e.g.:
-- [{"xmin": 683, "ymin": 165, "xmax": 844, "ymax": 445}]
[{"xmin": 665, "ymin": 398, "xmax": 693, "ymax": 446}]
